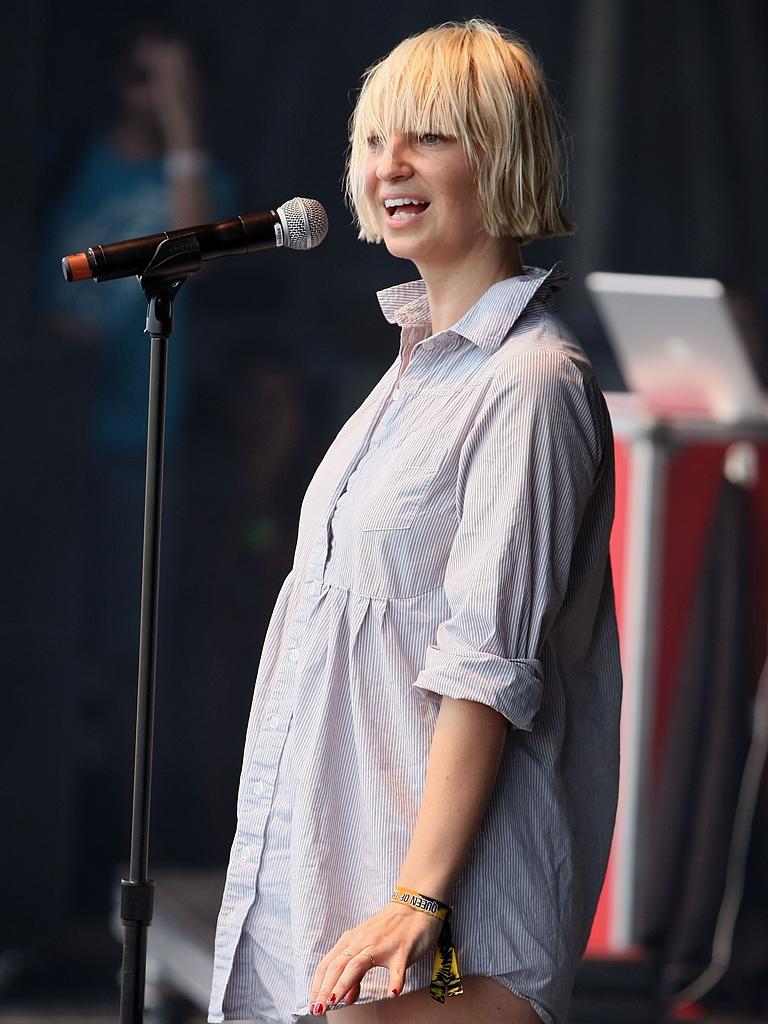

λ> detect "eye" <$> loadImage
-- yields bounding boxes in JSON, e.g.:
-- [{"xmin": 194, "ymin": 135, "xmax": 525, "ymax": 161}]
[
  {"xmin": 366, "ymin": 135, "xmax": 384, "ymax": 149},
  {"xmin": 418, "ymin": 133, "xmax": 444, "ymax": 145}
]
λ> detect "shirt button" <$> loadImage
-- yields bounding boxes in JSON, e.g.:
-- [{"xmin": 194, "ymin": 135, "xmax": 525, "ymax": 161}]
[
  {"xmin": 268, "ymin": 714, "xmax": 280, "ymax": 729},
  {"xmin": 253, "ymin": 781, "xmax": 265, "ymax": 796},
  {"xmin": 422, "ymin": 340, "xmax": 434, "ymax": 351},
  {"xmin": 391, "ymin": 387, "xmax": 400, "ymax": 401},
  {"xmin": 239, "ymin": 845, "xmax": 251, "ymax": 860},
  {"xmin": 287, "ymin": 648, "xmax": 299, "ymax": 662}
]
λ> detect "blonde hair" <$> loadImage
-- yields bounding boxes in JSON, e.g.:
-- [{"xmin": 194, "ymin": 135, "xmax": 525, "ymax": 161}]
[{"xmin": 344, "ymin": 19, "xmax": 574, "ymax": 245}]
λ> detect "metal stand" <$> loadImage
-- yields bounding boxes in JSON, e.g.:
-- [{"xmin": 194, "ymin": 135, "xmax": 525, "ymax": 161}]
[{"xmin": 118, "ymin": 235, "xmax": 201, "ymax": 1024}]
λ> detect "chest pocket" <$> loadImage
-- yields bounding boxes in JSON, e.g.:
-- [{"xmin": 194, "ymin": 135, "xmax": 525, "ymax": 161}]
[{"xmin": 354, "ymin": 440, "xmax": 453, "ymax": 532}]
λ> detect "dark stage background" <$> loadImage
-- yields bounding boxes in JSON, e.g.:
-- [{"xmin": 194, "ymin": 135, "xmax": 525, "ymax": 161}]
[{"xmin": 1, "ymin": 0, "xmax": 767, "ymax": 1006}]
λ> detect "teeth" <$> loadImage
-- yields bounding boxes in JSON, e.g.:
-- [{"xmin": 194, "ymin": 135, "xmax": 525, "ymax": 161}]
[
  {"xmin": 391, "ymin": 209, "xmax": 422, "ymax": 219},
  {"xmin": 384, "ymin": 197, "xmax": 427, "ymax": 207}
]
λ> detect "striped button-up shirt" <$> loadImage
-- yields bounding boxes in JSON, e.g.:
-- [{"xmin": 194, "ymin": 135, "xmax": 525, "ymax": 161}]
[{"xmin": 209, "ymin": 263, "xmax": 622, "ymax": 1024}]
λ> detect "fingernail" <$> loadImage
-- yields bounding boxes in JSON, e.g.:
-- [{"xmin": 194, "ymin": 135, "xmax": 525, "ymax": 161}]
[
  {"xmin": 391, "ymin": 987, "xmax": 399, "ymax": 996},
  {"xmin": 329, "ymin": 993, "xmax": 336, "ymax": 1003},
  {"xmin": 316, "ymin": 1003, "xmax": 325, "ymax": 1014}
]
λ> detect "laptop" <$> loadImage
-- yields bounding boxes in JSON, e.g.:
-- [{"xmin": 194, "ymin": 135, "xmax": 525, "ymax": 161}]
[{"xmin": 585, "ymin": 271, "xmax": 767, "ymax": 423}]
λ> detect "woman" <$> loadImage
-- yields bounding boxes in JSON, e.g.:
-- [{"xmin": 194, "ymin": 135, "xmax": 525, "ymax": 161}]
[{"xmin": 209, "ymin": 19, "xmax": 621, "ymax": 1024}]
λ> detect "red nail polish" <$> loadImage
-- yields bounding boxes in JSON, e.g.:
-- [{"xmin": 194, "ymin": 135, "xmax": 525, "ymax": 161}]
[
  {"xmin": 329, "ymin": 994, "xmax": 336, "ymax": 1003},
  {"xmin": 391, "ymin": 987, "xmax": 399, "ymax": 996}
]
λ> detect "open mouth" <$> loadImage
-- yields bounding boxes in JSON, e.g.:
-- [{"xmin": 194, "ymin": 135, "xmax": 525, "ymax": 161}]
[{"xmin": 384, "ymin": 199, "xmax": 430, "ymax": 225}]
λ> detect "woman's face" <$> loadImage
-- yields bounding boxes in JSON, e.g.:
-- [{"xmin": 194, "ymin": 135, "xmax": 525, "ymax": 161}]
[{"xmin": 363, "ymin": 130, "xmax": 488, "ymax": 271}]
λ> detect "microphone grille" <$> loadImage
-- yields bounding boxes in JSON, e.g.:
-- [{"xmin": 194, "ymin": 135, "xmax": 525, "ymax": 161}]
[{"xmin": 277, "ymin": 197, "xmax": 329, "ymax": 250}]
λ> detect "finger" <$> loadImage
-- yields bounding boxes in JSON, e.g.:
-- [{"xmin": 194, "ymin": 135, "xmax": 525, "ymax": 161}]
[
  {"xmin": 388, "ymin": 958, "xmax": 407, "ymax": 999},
  {"xmin": 313, "ymin": 960, "xmax": 358, "ymax": 1013},
  {"xmin": 309, "ymin": 937, "xmax": 354, "ymax": 995},
  {"xmin": 309, "ymin": 946, "xmax": 356, "ymax": 1010},
  {"xmin": 342, "ymin": 980, "xmax": 361, "ymax": 1006},
  {"xmin": 316, "ymin": 952, "xmax": 375, "ymax": 1014}
]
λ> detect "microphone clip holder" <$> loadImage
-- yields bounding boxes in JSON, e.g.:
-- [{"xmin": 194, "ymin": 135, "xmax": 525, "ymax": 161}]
[{"xmin": 139, "ymin": 232, "xmax": 202, "ymax": 332}]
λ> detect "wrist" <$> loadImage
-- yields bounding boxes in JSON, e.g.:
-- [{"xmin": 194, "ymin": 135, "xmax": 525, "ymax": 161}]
[
  {"xmin": 389, "ymin": 885, "xmax": 463, "ymax": 1002},
  {"xmin": 393, "ymin": 880, "xmax": 453, "ymax": 909},
  {"xmin": 163, "ymin": 147, "xmax": 209, "ymax": 179},
  {"xmin": 396, "ymin": 869, "xmax": 455, "ymax": 906}
]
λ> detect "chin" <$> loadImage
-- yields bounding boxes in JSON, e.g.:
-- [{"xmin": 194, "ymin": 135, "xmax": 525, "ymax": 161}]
[
  {"xmin": 381, "ymin": 233, "xmax": 428, "ymax": 261},
  {"xmin": 383, "ymin": 241, "xmax": 417, "ymax": 260}
]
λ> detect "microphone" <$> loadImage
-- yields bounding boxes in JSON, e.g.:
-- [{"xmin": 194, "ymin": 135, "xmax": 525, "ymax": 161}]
[{"xmin": 61, "ymin": 197, "xmax": 329, "ymax": 283}]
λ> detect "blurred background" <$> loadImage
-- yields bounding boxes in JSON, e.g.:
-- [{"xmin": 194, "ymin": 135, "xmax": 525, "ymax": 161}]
[{"xmin": 2, "ymin": 0, "xmax": 767, "ymax": 1021}]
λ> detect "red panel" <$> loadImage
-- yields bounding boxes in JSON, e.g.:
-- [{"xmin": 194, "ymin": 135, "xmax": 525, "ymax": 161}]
[
  {"xmin": 587, "ymin": 438, "xmax": 630, "ymax": 953},
  {"xmin": 651, "ymin": 446, "xmax": 726, "ymax": 783},
  {"xmin": 653, "ymin": 442, "xmax": 768, "ymax": 781},
  {"xmin": 610, "ymin": 439, "xmax": 630, "ymax": 649},
  {"xmin": 587, "ymin": 841, "xmax": 616, "ymax": 952},
  {"xmin": 588, "ymin": 430, "xmax": 768, "ymax": 957}
]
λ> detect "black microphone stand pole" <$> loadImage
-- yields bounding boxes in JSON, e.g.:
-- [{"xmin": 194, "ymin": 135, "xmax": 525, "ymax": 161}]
[{"xmin": 118, "ymin": 235, "xmax": 201, "ymax": 1024}]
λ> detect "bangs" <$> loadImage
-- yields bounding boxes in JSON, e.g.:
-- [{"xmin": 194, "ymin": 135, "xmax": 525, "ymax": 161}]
[{"xmin": 351, "ymin": 34, "xmax": 475, "ymax": 156}]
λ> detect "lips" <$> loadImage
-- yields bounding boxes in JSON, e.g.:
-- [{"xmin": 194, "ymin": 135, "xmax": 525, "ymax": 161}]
[{"xmin": 384, "ymin": 202, "xmax": 430, "ymax": 228}]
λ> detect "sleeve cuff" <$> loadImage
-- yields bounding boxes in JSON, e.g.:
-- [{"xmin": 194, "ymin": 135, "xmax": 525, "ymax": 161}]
[{"xmin": 413, "ymin": 644, "xmax": 544, "ymax": 731}]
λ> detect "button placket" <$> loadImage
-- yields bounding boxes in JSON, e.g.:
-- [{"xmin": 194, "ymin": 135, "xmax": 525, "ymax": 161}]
[
  {"xmin": 235, "ymin": 583, "xmax": 312, "ymax": 838},
  {"xmin": 219, "ymin": 532, "xmax": 334, "ymax": 984},
  {"xmin": 321, "ymin": 377, "xmax": 402, "ymax": 538}
]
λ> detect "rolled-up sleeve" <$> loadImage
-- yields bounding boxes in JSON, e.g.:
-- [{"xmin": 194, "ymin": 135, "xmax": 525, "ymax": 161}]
[{"xmin": 413, "ymin": 346, "xmax": 603, "ymax": 729}]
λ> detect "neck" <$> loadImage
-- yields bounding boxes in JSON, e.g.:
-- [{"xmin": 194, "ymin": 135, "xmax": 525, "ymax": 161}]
[
  {"xmin": 417, "ymin": 239, "xmax": 523, "ymax": 335},
  {"xmin": 111, "ymin": 115, "xmax": 161, "ymax": 161}
]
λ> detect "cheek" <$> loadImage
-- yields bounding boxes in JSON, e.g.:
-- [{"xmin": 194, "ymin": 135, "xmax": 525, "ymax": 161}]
[
  {"xmin": 362, "ymin": 166, "xmax": 382, "ymax": 217},
  {"xmin": 363, "ymin": 158, "xmax": 378, "ymax": 197},
  {"xmin": 450, "ymin": 181, "xmax": 484, "ymax": 232}
]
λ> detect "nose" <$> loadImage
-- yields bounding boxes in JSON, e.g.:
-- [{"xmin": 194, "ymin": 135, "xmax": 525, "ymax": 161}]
[{"xmin": 375, "ymin": 133, "xmax": 413, "ymax": 182}]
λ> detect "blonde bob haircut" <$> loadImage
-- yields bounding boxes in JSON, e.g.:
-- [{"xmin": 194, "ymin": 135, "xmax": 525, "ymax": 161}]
[{"xmin": 344, "ymin": 19, "xmax": 574, "ymax": 245}]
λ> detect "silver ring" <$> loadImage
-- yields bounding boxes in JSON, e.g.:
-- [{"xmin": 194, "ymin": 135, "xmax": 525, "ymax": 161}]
[
  {"xmin": 359, "ymin": 949, "xmax": 377, "ymax": 967},
  {"xmin": 341, "ymin": 947, "xmax": 354, "ymax": 957}
]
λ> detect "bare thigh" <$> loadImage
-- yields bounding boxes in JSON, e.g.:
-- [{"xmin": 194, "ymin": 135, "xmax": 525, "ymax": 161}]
[{"xmin": 327, "ymin": 975, "xmax": 541, "ymax": 1023}]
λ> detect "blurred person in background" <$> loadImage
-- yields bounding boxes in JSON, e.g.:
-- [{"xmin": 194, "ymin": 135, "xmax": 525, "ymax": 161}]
[
  {"xmin": 40, "ymin": 23, "xmax": 234, "ymax": 911},
  {"xmin": 44, "ymin": 25, "xmax": 230, "ymax": 453},
  {"xmin": 209, "ymin": 19, "xmax": 621, "ymax": 1024}
]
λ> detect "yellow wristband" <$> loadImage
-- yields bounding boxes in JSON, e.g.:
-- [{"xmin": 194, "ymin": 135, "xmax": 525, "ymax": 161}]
[
  {"xmin": 389, "ymin": 886, "xmax": 463, "ymax": 1002},
  {"xmin": 390, "ymin": 886, "xmax": 450, "ymax": 921}
]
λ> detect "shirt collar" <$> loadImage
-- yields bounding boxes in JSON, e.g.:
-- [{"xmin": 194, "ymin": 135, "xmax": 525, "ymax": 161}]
[{"xmin": 376, "ymin": 261, "xmax": 571, "ymax": 352}]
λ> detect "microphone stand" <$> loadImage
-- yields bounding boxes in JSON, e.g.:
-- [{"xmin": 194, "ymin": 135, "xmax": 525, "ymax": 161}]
[{"xmin": 118, "ymin": 234, "xmax": 201, "ymax": 1024}]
